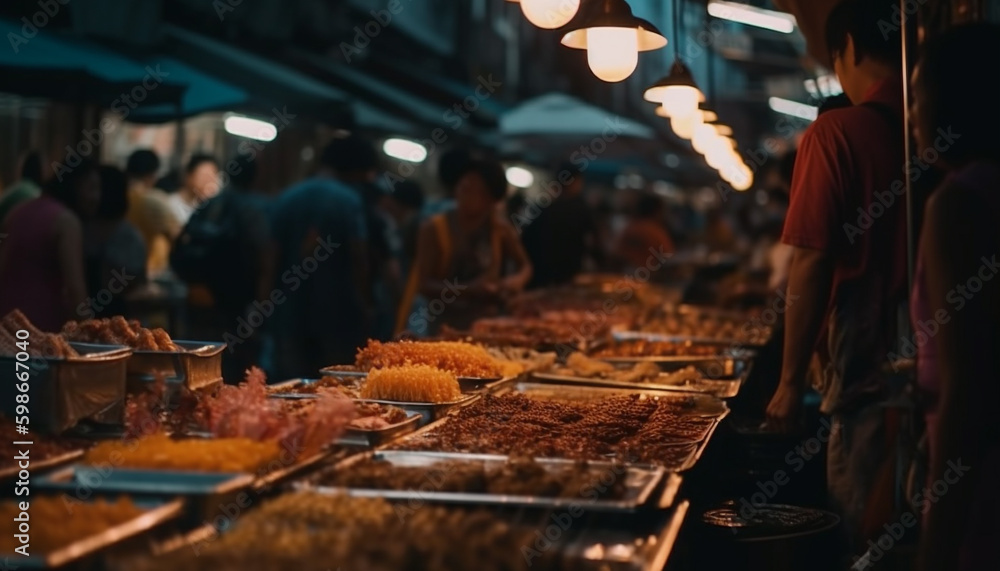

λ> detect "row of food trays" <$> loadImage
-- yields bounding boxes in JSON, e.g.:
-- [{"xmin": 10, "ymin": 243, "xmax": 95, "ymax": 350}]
[{"xmin": 0, "ymin": 295, "xmax": 762, "ymax": 570}]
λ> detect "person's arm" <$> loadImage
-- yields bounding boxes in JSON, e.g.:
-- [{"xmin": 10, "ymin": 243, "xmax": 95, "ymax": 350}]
[
  {"xmin": 765, "ymin": 246, "xmax": 834, "ymax": 432},
  {"xmin": 499, "ymin": 221, "xmax": 532, "ymax": 293},
  {"xmin": 415, "ymin": 219, "xmax": 451, "ymax": 299},
  {"xmin": 917, "ymin": 185, "xmax": 994, "ymax": 571},
  {"xmin": 56, "ymin": 211, "xmax": 88, "ymax": 323},
  {"xmin": 765, "ymin": 120, "xmax": 843, "ymax": 432}
]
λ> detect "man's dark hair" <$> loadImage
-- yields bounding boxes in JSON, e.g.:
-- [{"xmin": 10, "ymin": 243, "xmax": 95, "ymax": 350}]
[
  {"xmin": 20, "ymin": 151, "xmax": 42, "ymax": 184},
  {"xmin": 126, "ymin": 149, "xmax": 160, "ymax": 178},
  {"xmin": 438, "ymin": 148, "xmax": 472, "ymax": 192},
  {"xmin": 229, "ymin": 153, "xmax": 257, "ymax": 189},
  {"xmin": 915, "ymin": 23, "xmax": 1000, "ymax": 165},
  {"xmin": 825, "ymin": 0, "xmax": 901, "ymax": 66},
  {"xmin": 98, "ymin": 165, "xmax": 129, "ymax": 220},
  {"xmin": 186, "ymin": 153, "xmax": 218, "ymax": 175},
  {"xmin": 391, "ymin": 180, "xmax": 424, "ymax": 210},
  {"xmin": 556, "ymin": 160, "xmax": 583, "ymax": 186},
  {"xmin": 320, "ymin": 134, "xmax": 378, "ymax": 175},
  {"xmin": 464, "ymin": 157, "xmax": 508, "ymax": 202},
  {"xmin": 47, "ymin": 158, "xmax": 98, "ymax": 210}
]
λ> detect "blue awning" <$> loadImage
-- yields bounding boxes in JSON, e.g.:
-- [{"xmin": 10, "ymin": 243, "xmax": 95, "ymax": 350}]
[
  {"xmin": 161, "ymin": 24, "xmax": 350, "ymax": 122},
  {"xmin": 0, "ymin": 19, "xmax": 185, "ymax": 105},
  {"xmin": 124, "ymin": 56, "xmax": 248, "ymax": 123}
]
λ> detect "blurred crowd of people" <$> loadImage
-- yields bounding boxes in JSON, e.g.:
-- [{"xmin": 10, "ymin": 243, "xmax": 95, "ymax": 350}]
[{"xmin": 0, "ymin": 133, "xmax": 787, "ymax": 381}]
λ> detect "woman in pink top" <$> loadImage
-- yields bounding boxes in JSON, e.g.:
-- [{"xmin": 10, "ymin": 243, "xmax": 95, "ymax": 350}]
[
  {"xmin": 911, "ymin": 24, "xmax": 1000, "ymax": 571},
  {"xmin": 0, "ymin": 160, "xmax": 96, "ymax": 332}
]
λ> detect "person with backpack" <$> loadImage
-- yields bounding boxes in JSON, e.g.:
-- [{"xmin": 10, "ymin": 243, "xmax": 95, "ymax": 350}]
[
  {"xmin": 171, "ymin": 153, "xmax": 270, "ymax": 380},
  {"xmin": 764, "ymin": 0, "xmax": 909, "ymax": 557},
  {"xmin": 395, "ymin": 157, "xmax": 532, "ymax": 337}
]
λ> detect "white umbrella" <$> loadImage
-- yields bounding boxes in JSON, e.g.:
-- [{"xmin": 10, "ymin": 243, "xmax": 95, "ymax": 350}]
[{"xmin": 500, "ymin": 92, "xmax": 655, "ymax": 139}]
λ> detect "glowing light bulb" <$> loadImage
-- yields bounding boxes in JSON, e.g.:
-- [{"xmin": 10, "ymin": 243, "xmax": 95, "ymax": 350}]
[
  {"xmin": 670, "ymin": 113, "xmax": 701, "ymax": 139},
  {"xmin": 586, "ymin": 27, "xmax": 639, "ymax": 82},
  {"xmin": 692, "ymin": 123, "xmax": 722, "ymax": 155},
  {"xmin": 519, "ymin": 0, "xmax": 580, "ymax": 29},
  {"xmin": 659, "ymin": 86, "xmax": 701, "ymax": 118}
]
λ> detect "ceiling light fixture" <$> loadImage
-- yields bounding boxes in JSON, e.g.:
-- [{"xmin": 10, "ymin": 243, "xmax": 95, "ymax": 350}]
[
  {"xmin": 382, "ymin": 138, "xmax": 428, "ymax": 163},
  {"xmin": 561, "ymin": 0, "xmax": 667, "ymax": 82},
  {"xmin": 768, "ymin": 96, "xmax": 818, "ymax": 121},
  {"xmin": 707, "ymin": 1, "xmax": 796, "ymax": 34},
  {"xmin": 224, "ymin": 115, "xmax": 277, "ymax": 142}
]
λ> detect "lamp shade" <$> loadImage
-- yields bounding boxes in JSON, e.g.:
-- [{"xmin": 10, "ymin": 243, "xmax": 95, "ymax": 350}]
[
  {"xmin": 561, "ymin": 0, "xmax": 667, "ymax": 82},
  {"xmin": 644, "ymin": 60, "xmax": 705, "ymax": 116}
]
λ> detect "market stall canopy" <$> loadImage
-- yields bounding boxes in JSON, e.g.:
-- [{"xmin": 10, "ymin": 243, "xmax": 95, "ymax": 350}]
[
  {"xmin": 161, "ymin": 24, "xmax": 350, "ymax": 123},
  {"xmin": 122, "ymin": 57, "xmax": 249, "ymax": 123},
  {"xmin": 0, "ymin": 19, "xmax": 185, "ymax": 106},
  {"xmin": 500, "ymin": 93, "xmax": 655, "ymax": 139},
  {"xmin": 772, "ymin": 0, "xmax": 842, "ymax": 68}
]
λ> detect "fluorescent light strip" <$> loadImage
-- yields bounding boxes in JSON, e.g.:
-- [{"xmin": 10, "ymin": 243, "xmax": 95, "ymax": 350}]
[
  {"xmin": 707, "ymin": 1, "xmax": 796, "ymax": 34},
  {"xmin": 224, "ymin": 115, "xmax": 277, "ymax": 141},
  {"xmin": 768, "ymin": 97, "xmax": 817, "ymax": 121}
]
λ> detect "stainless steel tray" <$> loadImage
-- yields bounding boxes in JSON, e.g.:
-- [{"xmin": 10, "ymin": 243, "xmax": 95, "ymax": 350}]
[
  {"xmin": 339, "ymin": 410, "xmax": 423, "ymax": 447},
  {"xmin": 36, "ymin": 466, "xmax": 254, "ymax": 497},
  {"xmin": 357, "ymin": 393, "xmax": 481, "ymax": 426},
  {"xmin": 612, "ymin": 330, "xmax": 769, "ymax": 348},
  {"xmin": 298, "ymin": 450, "xmax": 669, "ymax": 512},
  {"xmin": 254, "ymin": 449, "xmax": 333, "ymax": 490},
  {"xmin": 385, "ymin": 400, "xmax": 717, "ymax": 472},
  {"xmin": 0, "ymin": 449, "xmax": 84, "ymax": 481},
  {"xmin": 560, "ymin": 499, "xmax": 690, "ymax": 571},
  {"xmin": 532, "ymin": 371, "xmax": 743, "ymax": 398},
  {"xmin": 490, "ymin": 380, "xmax": 729, "ymax": 418},
  {"xmin": 2, "ymin": 497, "xmax": 184, "ymax": 568},
  {"xmin": 318, "ymin": 367, "xmax": 500, "ymax": 392},
  {"xmin": 126, "ymin": 341, "xmax": 225, "ymax": 392},
  {"xmin": 0, "ymin": 343, "xmax": 131, "ymax": 433}
]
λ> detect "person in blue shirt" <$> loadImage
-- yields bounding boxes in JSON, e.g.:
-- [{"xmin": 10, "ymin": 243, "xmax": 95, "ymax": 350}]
[{"xmin": 269, "ymin": 135, "xmax": 375, "ymax": 379}]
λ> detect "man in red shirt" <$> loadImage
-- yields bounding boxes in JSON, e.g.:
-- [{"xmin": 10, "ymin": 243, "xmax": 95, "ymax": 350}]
[{"xmin": 765, "ymin": 0, "xmax": 908, "ymax": 554}]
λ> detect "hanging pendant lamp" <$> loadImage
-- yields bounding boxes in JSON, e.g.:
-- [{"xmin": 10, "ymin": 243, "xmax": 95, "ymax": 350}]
[{"xmin": 561, "ymin": 0, "xmax": 667, "ymax": 82}]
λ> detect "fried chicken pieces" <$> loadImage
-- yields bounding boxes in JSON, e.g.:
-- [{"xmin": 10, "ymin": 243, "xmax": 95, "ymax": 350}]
[
  {"xmin": 62, "ymin": 317, "xmax": 179, "ymax": 351},
  {"xmin": 0, "ymin": 310, "xmax": 78, "ymax": 358}
]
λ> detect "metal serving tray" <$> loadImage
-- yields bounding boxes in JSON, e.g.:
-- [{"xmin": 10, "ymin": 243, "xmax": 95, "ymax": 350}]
[
  {"xmin": 532, "ymin": 371, "xmax": 743, "ymax": 398},
  {"xmin": 1, "ymin": 496, "xmax": 184, "ymax": 569},
  {"xmin": 338, "ymin": 410, "xmax": 423, "ymax": 447},
  {"xmin": 318, "ymin": 367, "xmax": 500, "ymax": 392},
  {"xmin": 356, "ymin": 394, "xmax": 481, "ymax": 427},
  {"xmin": 612, "ymin": 330, "xmax": 769, "ymax": 349},
  {"xmin": 0, "ymin": 343, "xmax": 131, "ymax": 433},
  {"xmin": 561, "ymin": 500, "xmax": 690, "ymax": 571},
  {"xmin": 490, "ymin": 380, "xmax": 729, "ymax": 418},
  {"xmin": 126, "ymin": 341, "xmax": 225, "ymax": 392},
  {"xmin": 0, "ymin": 449, "xmax": 85, "ymax": 482},
  {"xmin": 36, "ymin": 466, "xmax": 254, "ymax": 497},
  {"xmin": 298, "ymin": 450, "xmax": 669, "ymax": 512},
  {"xmin": 385, "ymin": 403, "xmax": 715, "ymax": 472}
]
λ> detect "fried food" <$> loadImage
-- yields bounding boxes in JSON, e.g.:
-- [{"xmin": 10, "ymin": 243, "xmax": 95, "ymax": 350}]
[
  {"xmin": 591, "ymin": 339, "xmax": 724, "ymax": 358},
  {"xmin": 0, "ymin": 310, "xmax": 79, "ymax": 358},
  {"xmin": 360, "ymin": 365, "xmax": 462, "ymax": 403},
  {"xmin": 396, "ymin": 393, "xmax": 713, "ymax": 466},
  {"xmin": 566, "ymin": 352, "xmax": 616, "ymax": 377},
  {"xmin": 355, "ymin": 340, "xmax": 503, "ymax": 378},
  {"xmin": 129, "ymin": 493, "xmax": 560, "ymax": 571},
  {"xmin": 62, "ymin": 317, "xmax": 179, "ymax": 351},
  {"xmin": 84, "ymin": 433, "xmax": 281, "ymax": 473},
  {"xmin": 319, "ymin": 456, "xmax": 628, "ymax": 499},
  {"xmin": 0, "ymin": 496, "xmax": 145, "ymax": 555}
]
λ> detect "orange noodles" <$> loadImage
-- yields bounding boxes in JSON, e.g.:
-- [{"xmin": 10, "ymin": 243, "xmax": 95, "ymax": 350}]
[
  {"xmin": 356, "ymin": 340, "xmax": 503, "ymax": 378},
  {"xmin": 360, "ymin": 365, "xmax": 462, "ymax": 403}
]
